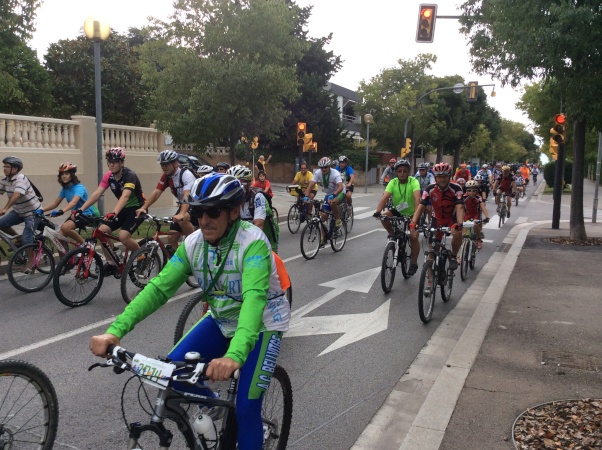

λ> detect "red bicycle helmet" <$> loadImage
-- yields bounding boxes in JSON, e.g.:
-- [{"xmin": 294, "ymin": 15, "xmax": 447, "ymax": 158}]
[
  {"xmin": 58, "ymin": 162, "xmax": 77, "ymax": 173},
  {"xmin": 106, "ymin": 147, "xmax": 125, "ymax": 161},
  {"xmin": 389, "ymin": 158, "xmax": 397, "ymax": 164},
  {"xmin": 433, "ymin": 162, "xmax": 451, "ymax": 176}
]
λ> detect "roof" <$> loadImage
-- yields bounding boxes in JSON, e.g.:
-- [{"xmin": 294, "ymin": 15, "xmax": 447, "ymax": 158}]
[{"xmin": 326, "ymin": 82, "xmax": 362, "ymax": 103}]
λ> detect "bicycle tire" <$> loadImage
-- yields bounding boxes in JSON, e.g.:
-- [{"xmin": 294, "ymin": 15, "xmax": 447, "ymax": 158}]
[
  {"xmin": 121, "ymin": 245, "xmax": 162, "ymax": 304},
  {"xmin": 515, "ymin": 194, "xmax": 519, "ymax": 206},
  {"xmin": 272, "ymin": 207, "xmax": 279, "ymax": 224},
  {"xmin": 262, "ymin": 365, "xmax": 293, "ymax": 450},
  {"xmin": 418, "ymin": 259, "xmax": 436, "ymax": 323},
  {"xmin": 8, "ymin": 243, "xmax": 55, "ymax": 293},
  {"xmin": 343, "ymin": 204, "xmax": 354, "ymax": 234},
  {"xmin": 287, "ymin": 204, "xmax": 301, "ymax": 234},
  {"xmin": 53, "ymin": 246, "xmax": 103, "ymax": 307},
  {"xmin": 330, "ymin": 222, "xmax": 347, "ymax": 252},
  {"xmin": 120, "ymin": 375, "xmax": 195, "ymax": 449},
  {"xmin": 460, "ymin": 240, "xmax": 470, "ymax": 281},
  {"xmin": 380, "ymin": 240, "xmax": 396, "ymax": 293},
  {"xmin": 469, "ymin": 240, "xmax": 477, "ymax": 270},
  {"xmin": 440, "ymin": 254, "xmax": 453, "ymax": 303},
  {"xmin": 399, "ymin": 237, "xmax": 411, "ymax": 279},
  {"xmin": 300, "ymin": 221, "xmax": 320, "ymax": 260},
  {"xmin": 0, "ymin": 359, "xmax": 59, "ymax": 450},
  {"xmin": 173, "ymin": 290, "xmax": 209, "ymax": 345}
]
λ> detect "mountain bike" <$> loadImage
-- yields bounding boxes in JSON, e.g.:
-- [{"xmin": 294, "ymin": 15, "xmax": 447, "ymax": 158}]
[
  {"xmin": 52, "ymin": 217, "xmax": 133, "ymax": 307},
  {"xmin": 121, "ymin": 214, "xmax": 199, "ymax": 304},
  {"xmin": 378, "ymin": 215, "xmax": 412, "ymax": 293},
  {"xmin": 89, "ymin": 345, "xmax": 292, "ymax": 450},
  {"xmin": 340, "ymin": 202, "xmax": 354, "ymax": 233},
  {"xmin": 0, "ymin": 359, "xmax": 59, "ymax": 450},
  {"xmin": 418, "ymin": 226, "xmax": 455, "ymax": 323},
  {"xmin": 0, "ymin": 227, "xmax": 22, "ymax": 267},
  {"xmin": 300, "ymin": 199, "xmax": 347, "ymax": 260},
  {"xmin": 459, "ymin": 220, "xmax": 482, "ymax": 281},
  {"xmin": 7, "ymin": 213, "xmax": 85, "ymax": 293},
  {"xmin": 497, "ymin": 193, "xmax": 508, "ymax": 228},
  {"xmin": 285, "ymin": 186, "xmax": 309, "ymax": 234}
]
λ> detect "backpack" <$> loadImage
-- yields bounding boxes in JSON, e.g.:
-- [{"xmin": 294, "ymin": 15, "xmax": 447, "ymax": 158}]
[
  {"xmin": 25, "ymin": 176, "xmax": 43, "ymax": 202},
  {"xmin": 248, "ymin": 187, "xmax": 279, "ymax": 252}
]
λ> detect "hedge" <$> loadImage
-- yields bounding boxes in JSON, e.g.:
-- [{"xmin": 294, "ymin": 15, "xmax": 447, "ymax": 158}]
[{"xmin": 543, "ymin": 160, "xmax": 572, "ymax": 188}]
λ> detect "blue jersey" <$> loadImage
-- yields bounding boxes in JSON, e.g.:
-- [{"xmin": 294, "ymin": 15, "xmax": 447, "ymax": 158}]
[
  {"xmin": 335, "ymin": 165, "xmax": 354, "ymax": 184},
  {"xmin": 59, "ymin": 183, "xmax": 99, "ymax": 216}
]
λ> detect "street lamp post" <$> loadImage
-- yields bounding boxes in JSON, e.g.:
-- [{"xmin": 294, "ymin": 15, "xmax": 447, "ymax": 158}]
[
  {"xmin": 84, "ymin": 17, "xmax": 110, "ymax": 215},
  {"xmin": 364, "ymin": 114, "xmax": 374, "ymax": 193}
]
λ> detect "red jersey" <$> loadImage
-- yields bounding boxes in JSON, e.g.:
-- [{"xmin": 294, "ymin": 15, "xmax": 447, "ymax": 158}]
[
  {"xmin": 420, "ymin": 182, "xmax": 464, "ymax": 220},
  {"xmin": 454, "ymin": 169, "xmax": 471, "ymax": 181},
  {"xmin": 463, "ymin": 194, "xmax": 482, "ymax": 219},
  {"xmin": 495, "ymin": 174, "xmax": 515, "ymax": 194}
]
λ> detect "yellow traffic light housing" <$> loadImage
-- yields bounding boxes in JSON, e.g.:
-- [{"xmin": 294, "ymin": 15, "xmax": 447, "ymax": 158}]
[
  {"xmin": 297, "ymin": 122, "xmax": 306, "ymax": 147},
  {"xmin": 303, "ymin": 133, "xmax": 313, "ymax": 152},
  {"xmin": 467, "ymin": 81, "xmax": 478, "ymax": 103},
  {"xmin": 549, "ymin": 138, "xmax": 558, "ymax": 160},
  {"xmin": 311, "ymin": 142, "xmax": 318, "ymax": 153},
  {"xmin": 416, "ymin": 4, "xmax": 437, "ymax": 43},
  {"xmin": 251, "ymin": 136, "xmax": 258, "ymax": 149}
]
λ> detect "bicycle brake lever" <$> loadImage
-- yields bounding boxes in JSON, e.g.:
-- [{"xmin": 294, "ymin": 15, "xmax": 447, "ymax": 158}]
[{"xmin": 88, "ymin": 362, "xmax": 110, "ymax": 371}]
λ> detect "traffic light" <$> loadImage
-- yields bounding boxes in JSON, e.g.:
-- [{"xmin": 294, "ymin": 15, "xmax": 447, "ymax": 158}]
[
  {"xmin": 416, "ymin": 4, "xmax": 437, "ymax": 43},
  {"xmin": 297, "ymin": 122, "xmax": 306, "ymax": 147},
  {"xmin": 401, "ymin": 138, "xmax": 412, "ymax": 158},
  {"xmin": 467, "ymin": 81, "xmax": 478, "ymax": 103},
  {"xmin": 303, "ymin": 133, "xmax": 313, "ymax": 152},
  {"xmin": 549, "ymin": 114, "xmax": 566, "ymax": 161},
  {"xmin": 311, "ymin": 142, "xmax": 318, "ymax": 153},
  {"xmin": 251, "ymin": 136, "xmax": 258, "ymax": 149},
  {"xmin": 549, "ymin": 138, "xmax": 558, "ymax": 160}
]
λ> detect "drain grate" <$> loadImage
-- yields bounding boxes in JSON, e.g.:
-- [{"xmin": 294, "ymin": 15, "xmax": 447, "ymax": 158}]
[{"xmin": 540, "ymin": 350, "xmax": 598, "ymax": 372}]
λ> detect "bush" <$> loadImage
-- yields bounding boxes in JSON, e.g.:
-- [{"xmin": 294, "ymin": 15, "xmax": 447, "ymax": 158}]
[
  {"xmin": 342, "ymin": 148, "xmax": 380, "ymax": 171},
  {"xmin": 543, "ymin": 160, "xmax": 572, "ymax": 188}
]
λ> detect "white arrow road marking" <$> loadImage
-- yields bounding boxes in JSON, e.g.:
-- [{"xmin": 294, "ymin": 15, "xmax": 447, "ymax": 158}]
[{"xmin": 286, "ymin": 300, "xmax": 391, "ymax": 356}]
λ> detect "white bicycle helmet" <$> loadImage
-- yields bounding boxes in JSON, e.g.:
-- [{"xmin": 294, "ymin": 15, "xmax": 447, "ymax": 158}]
[
  {"xmin": 197, "ymin": 165, "xmax": 214, "ymax": 175},
  {"xmin": 227, "ymin": 165, "xmax": 252, "ymax": 181},
  {"xmin": 157, "ymin": 150, "xmax": 178, "ymax": 164},
  {"xmin": 474, "ymin": 174, "xmax": 484, "ymax": 181},
  {"xmin": 318, "ymin": 157, "xmax": 331, "ymax": 168},
  {"xmin": 466, "ymin": 180, "xmax": 479, "ymax": 188}
]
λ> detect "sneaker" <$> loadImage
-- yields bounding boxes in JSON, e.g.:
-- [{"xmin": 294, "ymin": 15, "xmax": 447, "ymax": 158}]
[
  {"xmin": 476, "ymin": 240, "xmax": 483, "ymax": 250},
  {"xmin": 103, "ymin": 262, "xmax": 116, "ymax": 276},
  {"xmin": 408, "ymin": 263, "xmax": 419, "ymax": 276},
  {"xmin": 448, "ymin": 257, "xmax": 458, "ymax": 271},
  {"xmin": 507, "ymin": 210, "xmax": 511, "ymax": 218},
  {"xmin": 334, "ymin": 219, "xmax": 342, "ymax": 230}
]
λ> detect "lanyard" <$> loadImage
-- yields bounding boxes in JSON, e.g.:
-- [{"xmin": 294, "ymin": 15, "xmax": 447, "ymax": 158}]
[
  {"xmin": 202, "ymin": 221, "xmax": 239, "ymax": 298},
  {"xmin": 322, "ymin": 170, "xmax": 330, "ymax": 188},
  {"xmin": 397, "ymin": 179, "xmax": 408, "ymax": 200}
]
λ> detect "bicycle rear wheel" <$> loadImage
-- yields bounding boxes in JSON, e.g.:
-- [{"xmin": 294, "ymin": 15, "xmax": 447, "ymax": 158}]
[
  {"xmin": 173, "ymin": 291, "xmax": 209, "ymax": 345},
  {"xmin": 287, "ymin": 204, "xmax": 301, "ymax": 234},
  {"xmin": 330, "ymin": 222, "xmax": 347, "ymax": 252},
  {"xmin": 53, "ymin": 247, "xmax": 103, "ymax": 307},
  {"xmin": 262, "ymin": 365, "xmax": 293, "ymax": 450},
  {"xmin": 272, "ymin": 207, "xmax": 279, "ymax": 223},
  {"xmin": 460, "ymin": 240, "xmax": 470, "ymax": 281},
  {"xmin": 8, "ymin": 243, "xmax": 55, "ymax": 293},
  {"xmin": 0, "ymin": 359, "xmax": 59, "ymax": 450},
  {"xmin": 380, "ymin": 241, "xmax": 396, "ymax": 293},
  {"xmin": 300, "ymin": 221, "xmax": 320, "ymax": 260},
  {"xmin": 121, "ymin": 245, "xmax": 162, "ymax": 304},
  {"xmin": 418, "ymin": 259, "xmax": 436, "ymax": 323},
  {"xmin": 515, "ymin": 194, "xmax": 519, "ymax": 206}
]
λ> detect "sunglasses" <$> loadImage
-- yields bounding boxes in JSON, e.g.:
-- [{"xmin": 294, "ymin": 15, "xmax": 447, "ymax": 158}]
[
  {"xmin": 192, "ymin": 207, "xmax": 223, "ymax": 219},
  {"xmin": 396, "ymin": 169, "xmax": 409, "ymax": 173},
  {"xmin": 466, "ymin": 188, "xmax": 478, "ymax": 192}
]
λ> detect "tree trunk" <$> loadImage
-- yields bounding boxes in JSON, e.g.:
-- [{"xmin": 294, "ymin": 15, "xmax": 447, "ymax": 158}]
[
  {"xmin": 570, "ymin": 119, "xmax": 587, "ymax": 240},
  {"xmin": 437, "ymin": 144, "xmax": 443, "ymax": 163},
  {"xmin": 453, "ymin": 147, "xmax": 461, "ymax": 172}
]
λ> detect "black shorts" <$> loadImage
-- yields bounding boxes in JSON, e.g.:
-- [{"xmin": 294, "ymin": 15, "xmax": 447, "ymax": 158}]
[
  {"xmin": 106, "ymin": 206, "xmax": 144, "ymax": 234},
  {"xmin": 347, "ymin": 185, "xmax": 354, "ymax": 193},
  {"xmin": 65, "ymin": 214, "xmax": 97, "ymax": 230}
]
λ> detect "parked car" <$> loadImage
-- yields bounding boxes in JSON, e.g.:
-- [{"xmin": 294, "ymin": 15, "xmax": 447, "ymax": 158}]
[{"xmin": 177, "ymin": 153, "xmax": 212, "ymax": 172}]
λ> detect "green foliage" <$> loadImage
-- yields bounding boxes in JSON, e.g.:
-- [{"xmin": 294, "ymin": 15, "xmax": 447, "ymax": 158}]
[
  {"xmin": 0, "ymin": 0, "xmax": 42, "ymax": 40},
  {"xmin": 543, "ymin": 160, "xmax": 573, "ymax": 188},
  {"xmin": 45, "ymin": 30, "xmax": 151, "ymax": 126},
  {"xmin": 343, "ymin": 148, "xmax": 379, "ymax": 171}
]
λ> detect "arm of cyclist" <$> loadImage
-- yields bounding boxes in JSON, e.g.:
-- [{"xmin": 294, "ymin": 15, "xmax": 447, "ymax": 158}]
[
  {"xmin": 136, "ymin": 188, "xmax": 162, "ymax": 217},
  {"xmin": 76, "ymin": 185, "xmax": 105, "ymax": 216},
  {"xmin": 331, "ymin": 181, "xmax": 343, "ymax": 200},
  {"xmin": 174, "ymin": 189, "xmax": 191, "ymax": 222},
  {"xmin": 374, "ymin": 191, "xmax": 392, "ymax": 217},
  {"xmin": 304, "ymin": 180, "xmax": 317, "ymax": 199},
  {"xmin": 0, "ymin": 190, "xmax": 21, "ymax": 215},
  {"xmin": 479, "ymin": 202, "xmax": 490, "ymax": 223}
]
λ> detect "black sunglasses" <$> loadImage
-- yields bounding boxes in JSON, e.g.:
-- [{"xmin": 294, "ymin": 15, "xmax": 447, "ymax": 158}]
[{"xmin": 192, "ymin": 207, "xmax": 223, "ymax": 219}]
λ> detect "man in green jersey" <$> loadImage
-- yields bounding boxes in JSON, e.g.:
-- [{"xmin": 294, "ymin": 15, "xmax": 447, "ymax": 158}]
[{"xmin": 373, "ymin": 159, "xmax": 421, "ymax": 275}]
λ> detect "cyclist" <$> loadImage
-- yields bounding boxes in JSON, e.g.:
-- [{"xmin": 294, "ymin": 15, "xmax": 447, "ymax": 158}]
[
  {"xmin": 514, "ymin": 171, "xmax": 525, "ymax": 198},
  {"xmin": 520, "ymin": 163, "xmax": 530, "ymax": 187},
  {"xmin": 0, "ymin": 156, "xmax": 42, "ymax": 270},
  {"xmin": 216, "ymin": 162, "xmax": 230, "ymax": 173},
  {"xmin": 493, "ymin": 165, "xmax": 516, "ymax": 218},
  {"xmin": 75, "ymin": 147, "xmax": 145, "ymax": 275},
  {"xmin": 411, "ymin": 162, "xmax": 464, "ymax": 271},
  {"xmin": 196, "ymin": 164, "xmax": 214, "ymax": 178},
  {"xmin": 135, "ymin": 150, "xmax": 196, "ymax": 249},
  {"xmin": 227, "ymin": 165, "xmax": 279, "ymax": 254},
  {"xmin": 380, "ymin": 158, "xmax": 397, "ymax": 188},
  {"xmin": 304, "ymin": 157, "xmax": 345, "ymax": 231},
  {"xmin": 37, "ymin": 162, "xmax": 100, "ymax": 247},
  {"xmin": 476, "ymin": 164, "xmax": 493, "ymax": 200},
  {"xmin": 456, "ymin": 177, "xmax": 467, "ymax": 193},
  {"xmin": 414, "ymin": 162, "xmax": 435, "ymax": 223},
  {"xmin": 531, "ymin": 164, "xmax": 540, "ymax": 184},
  {"xmin": 252, "ymin": 170, "xmax": 274, "ymax": 198},
  {"xmin": 373, "ymin": 159, "xmax": 421, "ymax": 275},
  {"xmin": 291, "ymin": 161, "xmax": 317, "ymax": 215},
  {"xmin": 89, "ymin": 173, "xmax": 290, "ymax": 450},
  {"xmin": 335, "ymin": 155, "xmax": 355, "ymax": 207},
  {"xmin": 463, "ymin": 180, "xmax": 490, "ymax": 250},
  {"xmin": 453, "ymin": 163, "xmax": 472, "ymax": 182}
]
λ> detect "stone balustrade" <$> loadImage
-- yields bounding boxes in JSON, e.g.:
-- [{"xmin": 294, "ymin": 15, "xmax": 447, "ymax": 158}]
[{"xmin": 0, "ymin": 115, "xmax": 78, "ymax": 149}]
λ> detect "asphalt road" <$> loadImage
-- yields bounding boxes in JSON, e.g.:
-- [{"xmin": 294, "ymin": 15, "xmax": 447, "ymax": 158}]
[{"xmin": 0, "ymin": 183, "xmax": 541, "ymax": 449}]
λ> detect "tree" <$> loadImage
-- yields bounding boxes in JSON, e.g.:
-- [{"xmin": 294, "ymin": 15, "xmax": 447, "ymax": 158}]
[
  {"xmin": 45, "ymin": 30, "xmax": 151, "ymax": 126},
  {"xmin": 142, "ymin": 0, "xmax": 305, "ymax": 164},
  {"xmin": 459, "ymin": 0, "xmax": 602, "ymax": 240},
  {"xmin": 0, "ymin": 0, "xmax": 42, "ymax": 41}
]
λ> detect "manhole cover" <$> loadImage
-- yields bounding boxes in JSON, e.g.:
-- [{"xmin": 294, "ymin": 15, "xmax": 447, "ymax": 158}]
[{"xmin": 540, "ymin": 350, "xmax": 598, "ymax": 372}]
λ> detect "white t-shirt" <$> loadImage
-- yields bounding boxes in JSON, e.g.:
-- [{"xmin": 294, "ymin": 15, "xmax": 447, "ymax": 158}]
[
  {"xmin": 0, "ymin": 173, "xmax": 41, "ymax": 217},
  {"xmin": 311, "ymin": 168, "xmax": 345, "ymax": 196}
]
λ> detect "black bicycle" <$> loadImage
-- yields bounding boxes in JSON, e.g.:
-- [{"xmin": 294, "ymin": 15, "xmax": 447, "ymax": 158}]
[
  {"xmin": 300, "ymin": 199, "xmax": 347, "ymax": 260},
  {"xmin": 0, "ymin": 359, "xmax": 59, "ymax": 450},
  {"xmin": 90, "ymin": 345, "xmax": 292, "ymax": 449},
  {"xmin": 378, "ymin": 215, "xmax": 413, "ymax": 293},
  {"xmin": 418, "ymin": 226, "xmax": 455, "ymax": 323}
]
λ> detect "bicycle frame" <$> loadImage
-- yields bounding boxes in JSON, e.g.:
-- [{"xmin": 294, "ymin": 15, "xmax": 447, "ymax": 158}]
[
  {"xmin": 0, "ymin": 228, "xmax": 21, "ymax": 256},
  {"xmin": 84, "ymin": 225, "xmax": 130, "ymax": 276}
]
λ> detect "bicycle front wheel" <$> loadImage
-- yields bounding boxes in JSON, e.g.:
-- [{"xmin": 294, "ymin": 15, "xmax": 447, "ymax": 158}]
[
  {"xmin": 121, "ymin": 245, "xmax": 162, "ymax": 304},
  {"xmin": 343, "ymin": 204, "xmax": 354, "ymax": 234},
  {"xmin": 469, "ymin": 241, "xmax": 477, "ymax": 270},
  {"xmin": 380, "ymin": 241, "xmax": 396, "ymax": 293},
  {"xmin": 0, "ymin": 360, "xmax": 59, "ymax": 450},
  {"xmin": 399, "ymin": 237, "xmax": 411, "ymax": 279},
  {"xmin": 272, "ymin": 207, "xmax": 279, "ymax": 224},
  {"xmin": 515, "ymin": 194, "xmax": 519, "ymax": 206},
  {"xmin": 173, "ymin": 290, "xmax": 209, "ymax": 345},
  {"xmin": 53, "ymin": 247, "xmax": 103, "ymax": 307},
  {"xmin": 262, "ymin": 365, "xmax": 293, "ymax": 450},
  {"xmin": 460, "ymin": 240, "xmax": 470, "ymax": 281},
  {"xmin": 418, "ymin": 259, "xmax": 436, "ymax": 323},
  {"xmin": 330, "ymin": 222, "xmax": 347, "ymax": 252},
  {"xmin": 440, "ymin": 255, "xmax": 454, "ymax": 303},
  {"xmin": 300, "ymin": 221, "xmax": 321, "ymax": 260},
  {"xmin": 287, "ymin": 204, "xmax": 301, "ymax": 234},
  {"xmin": 8, "ymin": 243, "xmax": 55, "ymax": 293}
]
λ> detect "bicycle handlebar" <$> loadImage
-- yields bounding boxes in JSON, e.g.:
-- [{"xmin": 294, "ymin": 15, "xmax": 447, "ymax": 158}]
[{"xmin": 140, "ymin": 213, "xmax": 174, "ymax": 225}]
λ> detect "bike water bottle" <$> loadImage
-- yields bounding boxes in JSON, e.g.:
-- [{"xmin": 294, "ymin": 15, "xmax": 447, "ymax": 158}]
[{"xmin": 193, "ymin": 414, "xmax": 217, "ymax": 448}]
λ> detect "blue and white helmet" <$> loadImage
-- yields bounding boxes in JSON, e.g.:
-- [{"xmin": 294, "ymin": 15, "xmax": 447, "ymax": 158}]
[
  {"xmin": 157, "ymin": 149, "xmax": 178, "ymax": 164},
  {"xmin": 188, "ymin": 173, "xmax": 244, "ymax": 209}
]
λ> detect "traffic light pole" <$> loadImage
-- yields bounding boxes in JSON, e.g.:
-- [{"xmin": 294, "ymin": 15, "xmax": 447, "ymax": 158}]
[{"xmin": 552, "ymin": 142, "xmax": 566, "ymax": 229}]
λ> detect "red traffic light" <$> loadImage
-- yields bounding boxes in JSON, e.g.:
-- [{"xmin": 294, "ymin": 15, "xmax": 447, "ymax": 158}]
[
  {"xmin": 416, "ymin": 4, "xmax": 437, "ymax": 43},
  {"xmin": 421, "ymin": 8, "xmax": 433, "ymax": 19},
  {"xmin": 554, "ymin": 114, "xmax": 566, "ymax": 125}
]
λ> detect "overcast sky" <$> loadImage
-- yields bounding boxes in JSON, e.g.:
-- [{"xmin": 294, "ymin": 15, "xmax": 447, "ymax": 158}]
[{"xmin": 29, "ymin": 0, "xmax": 533, "ymax": 132}]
